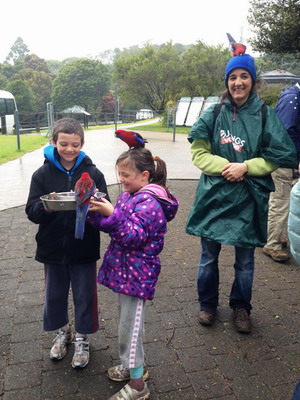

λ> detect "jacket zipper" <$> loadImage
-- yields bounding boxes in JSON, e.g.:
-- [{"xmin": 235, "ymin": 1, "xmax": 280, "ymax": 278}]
[
  {"xmin": 63, "ymin": 173, "xmax": 73, "ymax": 264},
  {"xmin": 233, "ymin": 106, "xmax": 237, "ymax": 122}
]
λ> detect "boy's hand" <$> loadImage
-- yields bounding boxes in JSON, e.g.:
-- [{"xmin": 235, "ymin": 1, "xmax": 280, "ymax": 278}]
[{"xmin": 89, "ymin": 198, "xmax": 114, "ymax": 217}]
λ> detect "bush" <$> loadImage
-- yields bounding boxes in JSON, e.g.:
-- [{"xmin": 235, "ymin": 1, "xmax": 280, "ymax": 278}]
[{"xmin": 258, "ymin": 84, "xmax": 289, "ymax": 107}]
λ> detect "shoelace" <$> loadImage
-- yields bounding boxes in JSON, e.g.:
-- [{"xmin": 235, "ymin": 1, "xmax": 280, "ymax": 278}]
[
  {"xmin": 74, "ymin": 340, "xmax": 89, "ymax": 355},
  {"xmin": 53, "ymin": 330, "xmax": 69, "ymax": 346}
]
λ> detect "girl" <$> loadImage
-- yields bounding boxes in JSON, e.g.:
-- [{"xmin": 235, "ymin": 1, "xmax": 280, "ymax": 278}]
[{"xmin": 88, "ymin": 147, "xmax": 178, "ymax": 400}]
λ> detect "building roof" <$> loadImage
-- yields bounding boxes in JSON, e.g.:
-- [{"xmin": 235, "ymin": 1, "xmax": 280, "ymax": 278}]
[
  {"xmin": 260, "ymin": 70, "xmax": 300, "ymax": 84},
  {"xmin": 61, "ymin": 105, "xmax": 91, "ymax": 115}
]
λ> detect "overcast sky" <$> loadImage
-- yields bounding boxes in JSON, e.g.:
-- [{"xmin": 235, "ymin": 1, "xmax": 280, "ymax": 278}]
[{"xmin": 0, "ymin": 0, "xmax": 254, "ymax": 63}]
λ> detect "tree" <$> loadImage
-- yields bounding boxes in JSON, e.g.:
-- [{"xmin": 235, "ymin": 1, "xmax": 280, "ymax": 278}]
[
  {"xmin": 248, "ymin": 0, "xmax": 300, "ymax": 54},
  {"xmin": 5, "ymin": 37, "xmax": 30, "ymax": 64},
  {"xmin": 6, "ymin": 80, "xmax": 36, "ymax": 112},
  {"xmin": 101, "ymin": 90, "xmax": 116, "ymax": 113},
  {"xmin": 47, "ymin": 60, "xmax": 64, "ymax": 76},
  {"xmin": 257, "ymin": 84, "xmax": 287, "ymax": 107},
  {"xmin": 255, "ymin": 53, "xmax": 300, "ymax": 75},
  {"xmin": 113, "ymin": 43, "xmax": 183, "ymax": 113},
  {"xmin": 21, "ymin": 54, "xmax": 51, "ymax": 73},
  {"xmin": 179, "ymin": 42, "xmax": 231, "ymax": 98},
  {"xmin": 51, "ymin": 58, "xmax": 111, "ymax": 112},
  {"xmin": 12, "ymin": 55, "xmax": 53, "ymax": 111}
]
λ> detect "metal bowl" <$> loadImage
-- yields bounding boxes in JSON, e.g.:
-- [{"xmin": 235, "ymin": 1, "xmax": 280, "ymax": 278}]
[{"xmin": 40, "ymin": 191, "xmax": 106, "ymax": 211}]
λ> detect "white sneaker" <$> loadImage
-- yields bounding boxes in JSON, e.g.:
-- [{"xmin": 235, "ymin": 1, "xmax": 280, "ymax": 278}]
[
  {"xmin": 109, "ymin": 382, "xmax": 150, "ymax": 400},
  {"xmin": 49, "ymin": 329, "xmax": 72, "ymax": 360},
  {"xmin": 71, "ymin": 337, "xmax": 89, "ymax": 368}
]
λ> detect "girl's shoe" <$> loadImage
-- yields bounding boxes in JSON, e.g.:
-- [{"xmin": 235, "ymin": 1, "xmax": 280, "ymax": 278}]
[
  {"xmin": 107, "ymin": 364, "xmax": 149, "ymax": 382},
  {"xmin": 108, "ymin": 382, "xmax": 150, "ymax": 400}
]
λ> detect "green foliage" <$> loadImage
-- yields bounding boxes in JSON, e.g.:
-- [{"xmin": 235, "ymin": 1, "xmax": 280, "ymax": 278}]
[
  {"xmin": 13, "ymin": 69, "xmax": 52, "ymax": 111},
  {"xmin": 113, "ymin": 43, "xmax": 183, "ymax": 113},
  {"xmin": 248, "ymin": 0, "xmax": 300, "ymax": 54},
  {"xmin": 255, "ymin": 53, "xmax": 300, "ymax": 76},
  {"xmin": 0, "ymin": 74, "xmax": 7, "ymax": 88},
  {"xmin": 113, "ymin": 41, "xmax": 231, "ymax": 113},
  {"xmin": 5, "ymin": 37, "xmax": 30, "ymax": 64},
  {"xmin": 51, "ymin": 58, "xmax": 111, "ymax": 112},
  {"xmin": 178, "ymin": 41, "xmax": 231, "ymax": 98},
  {"xmin": 0, "ymin": 134, "xmax": 49, "ymax": 164},
  {"xmin": 1, "ymin": 54, "xmax": 53, "ymax": 111},
  {"xmin": 6, "ymin": 80, "xmax": 36, "ymax": 111},
  {"xmin": 258, "ymin": 84, "xmax": 288, "ymax": 107},
  {"xmin": 46, "ymin": 60, "xmax": 64, "ymax": 76},
  {"xmin": 20, "ymin": 54, "xmax": 50, "ymax": 73}
]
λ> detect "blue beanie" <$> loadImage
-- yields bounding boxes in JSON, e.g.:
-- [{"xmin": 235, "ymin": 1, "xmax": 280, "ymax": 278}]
[{"xmin": 225, "ymin": 54, "xmax": 257, "ymax": 85}]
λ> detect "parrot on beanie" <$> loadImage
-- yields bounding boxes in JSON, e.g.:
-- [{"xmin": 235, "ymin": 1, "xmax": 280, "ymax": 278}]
[
  {"xmin": 226, "ymin": 32, "xmax": 246, "ymax": 56},
  {"xmin": 115, "ymin": 129, "xmax": 148, "ymax": 148},
  {"xmin": 74, "ymin": 172, "xmax": 96, "ymax": 240}
]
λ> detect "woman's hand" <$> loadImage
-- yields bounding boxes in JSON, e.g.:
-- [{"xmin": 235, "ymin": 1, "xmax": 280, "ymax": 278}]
[
  {"xmin": 89, "ymin": 197, "xmax": 114, "ymax": 217},
  {"xmin": 222, "ymin": 162, "xmax": 248, "ymax": 182}
]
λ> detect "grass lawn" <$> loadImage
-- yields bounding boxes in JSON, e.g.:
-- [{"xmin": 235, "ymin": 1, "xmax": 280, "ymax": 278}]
[{"xmin": 0, "ymin": 134, "xmax": 49, "ymax": 164}]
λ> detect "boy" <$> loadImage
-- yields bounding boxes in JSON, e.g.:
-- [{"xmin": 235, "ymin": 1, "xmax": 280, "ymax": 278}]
[{"xmin": 26, "ymin": 118, "xmax": 109, "ymax": 369}]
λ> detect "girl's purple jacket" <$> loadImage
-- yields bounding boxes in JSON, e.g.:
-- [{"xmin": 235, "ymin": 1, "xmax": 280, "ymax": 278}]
[{"xmin": 87, "ymin": 184, "xmax": 179, "ymax": 300}]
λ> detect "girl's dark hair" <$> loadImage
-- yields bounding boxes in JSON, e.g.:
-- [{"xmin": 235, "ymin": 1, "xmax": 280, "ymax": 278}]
[{"xmin": 116, "ymin": 148, "xmax": 168, "ymax": 187}]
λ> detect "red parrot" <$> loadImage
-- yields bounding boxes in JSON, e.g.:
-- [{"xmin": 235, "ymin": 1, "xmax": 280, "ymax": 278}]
[
  {"xmin": 226, "ymin": 33, "xmax": 246, "ymax": 56},
  {"xmin": 74, "ymin": 172, "xmax": 96, "ymax": 240},
  {"xmin": 115, "ymin": 129, "xmax": 148, "ymax": 148}
]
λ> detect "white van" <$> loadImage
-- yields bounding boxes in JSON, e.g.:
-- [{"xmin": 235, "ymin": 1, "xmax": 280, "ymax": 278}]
[
  {"xmin": 136, "ymin": 109, "xmax": 154, "ymax": 120},
  {"xmin": 0, "ymin": 90, "xmax": 17, "ymax": 134}
]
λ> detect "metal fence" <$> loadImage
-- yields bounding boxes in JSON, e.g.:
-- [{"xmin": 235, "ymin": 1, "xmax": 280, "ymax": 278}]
[{"xmin": 13, "ymin": 109, "xmax": 155, "ymax": 134}]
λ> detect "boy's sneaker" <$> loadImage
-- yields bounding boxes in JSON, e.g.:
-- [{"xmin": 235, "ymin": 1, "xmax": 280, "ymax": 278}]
[
  {"xmin": 107, "ymin": 364, "xmax": 149, "ymax": 382},
  {"xmin": 49, "ymin": 329, "xmax": 72, "ymax": 360},
  {"xmin": 108, "ymin": 382, "xmax": 150, "ymax": 400},
  {"xmin": 71, "ymin": 337, "xmax": 89, "ymax": 369}
]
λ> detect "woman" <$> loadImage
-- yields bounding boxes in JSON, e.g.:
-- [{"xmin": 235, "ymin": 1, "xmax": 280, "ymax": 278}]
[{"xmin": 186, "ymin": 52, "xmax": 297, "ymax": 333}]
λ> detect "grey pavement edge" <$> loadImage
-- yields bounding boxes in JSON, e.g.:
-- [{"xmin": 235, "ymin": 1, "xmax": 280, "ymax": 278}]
[{"xmin": 1, "ymin": 180, "xmax": 300, "ymax": 400}]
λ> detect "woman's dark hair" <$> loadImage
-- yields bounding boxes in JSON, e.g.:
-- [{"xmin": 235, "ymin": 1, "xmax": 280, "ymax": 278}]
[{"xmin": 116, "ymin": 148, "xmax": 167, "ymax": 187}]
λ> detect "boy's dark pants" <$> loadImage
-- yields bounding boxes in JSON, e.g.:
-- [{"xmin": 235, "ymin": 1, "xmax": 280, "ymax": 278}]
[{"xmin": 43, "ymin": 262, "xmax": 99, "ymax": 334}]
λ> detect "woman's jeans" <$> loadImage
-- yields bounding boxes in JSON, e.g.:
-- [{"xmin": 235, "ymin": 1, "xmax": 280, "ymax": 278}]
[{"xmin": 198, "ymin": 238, "xmax": 255, "ymax": 314}]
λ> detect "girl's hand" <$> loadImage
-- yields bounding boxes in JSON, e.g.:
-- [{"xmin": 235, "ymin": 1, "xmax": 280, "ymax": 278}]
[
  {"xmin": 222, "ymin": 162, "xmax": 248, "ymax": 182},
  {"xmin": 89, "ymin": 197, "xmax": 114, "ymax": 217}
]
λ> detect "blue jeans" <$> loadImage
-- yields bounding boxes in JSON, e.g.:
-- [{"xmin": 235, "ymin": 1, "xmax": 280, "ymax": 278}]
[
  {"xmin": 291, "ymin": 380, "xmax": 300, "ymax": 400},
  {"xmin": 197, "ymin": 238, "xmax": 255, "ymax": 314}
]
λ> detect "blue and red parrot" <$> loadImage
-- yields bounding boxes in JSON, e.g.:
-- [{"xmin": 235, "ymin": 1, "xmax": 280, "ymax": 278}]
[
  {"xmin": 74, "ymin": 172, "xmax": 96, "ymax": 240},
  {"xmin": 115, "ymin": 129, "xmax": 148, "ymax": 148},
  {"xmin": 226, "ymin": 33, "xmax": 246, "ymax": 56}
]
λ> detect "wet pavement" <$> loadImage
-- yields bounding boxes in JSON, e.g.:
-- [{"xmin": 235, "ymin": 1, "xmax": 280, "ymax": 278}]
[{"xmin": 0, "ymin": 129, "xmax": 300, "ymax": 399}]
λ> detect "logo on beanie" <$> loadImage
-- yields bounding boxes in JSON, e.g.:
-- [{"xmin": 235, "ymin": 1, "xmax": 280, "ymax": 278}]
[{"xmin": 220, "ymin": 130, "xmax": 245, "ymax": 152}]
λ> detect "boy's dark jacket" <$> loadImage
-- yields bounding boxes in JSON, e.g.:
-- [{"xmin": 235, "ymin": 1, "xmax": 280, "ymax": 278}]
[{"xmin": 25, "ymin": 145, "xmax": 109, "ymax": 265}]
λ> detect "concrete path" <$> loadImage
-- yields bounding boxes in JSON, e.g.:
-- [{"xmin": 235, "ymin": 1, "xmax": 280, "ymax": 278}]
[
  {"xmin": 0, "ymin": 129, "xmax": 299, "ymax": 399},
  {"xmin": 0, "ymin": 180, "xmax": 300, "ymax": 399}
]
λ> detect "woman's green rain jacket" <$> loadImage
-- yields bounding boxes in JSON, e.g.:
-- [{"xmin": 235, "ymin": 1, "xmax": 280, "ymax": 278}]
[{"xmin": 186, "ymin": 93, "xmax": 297, "ymax": 248}]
